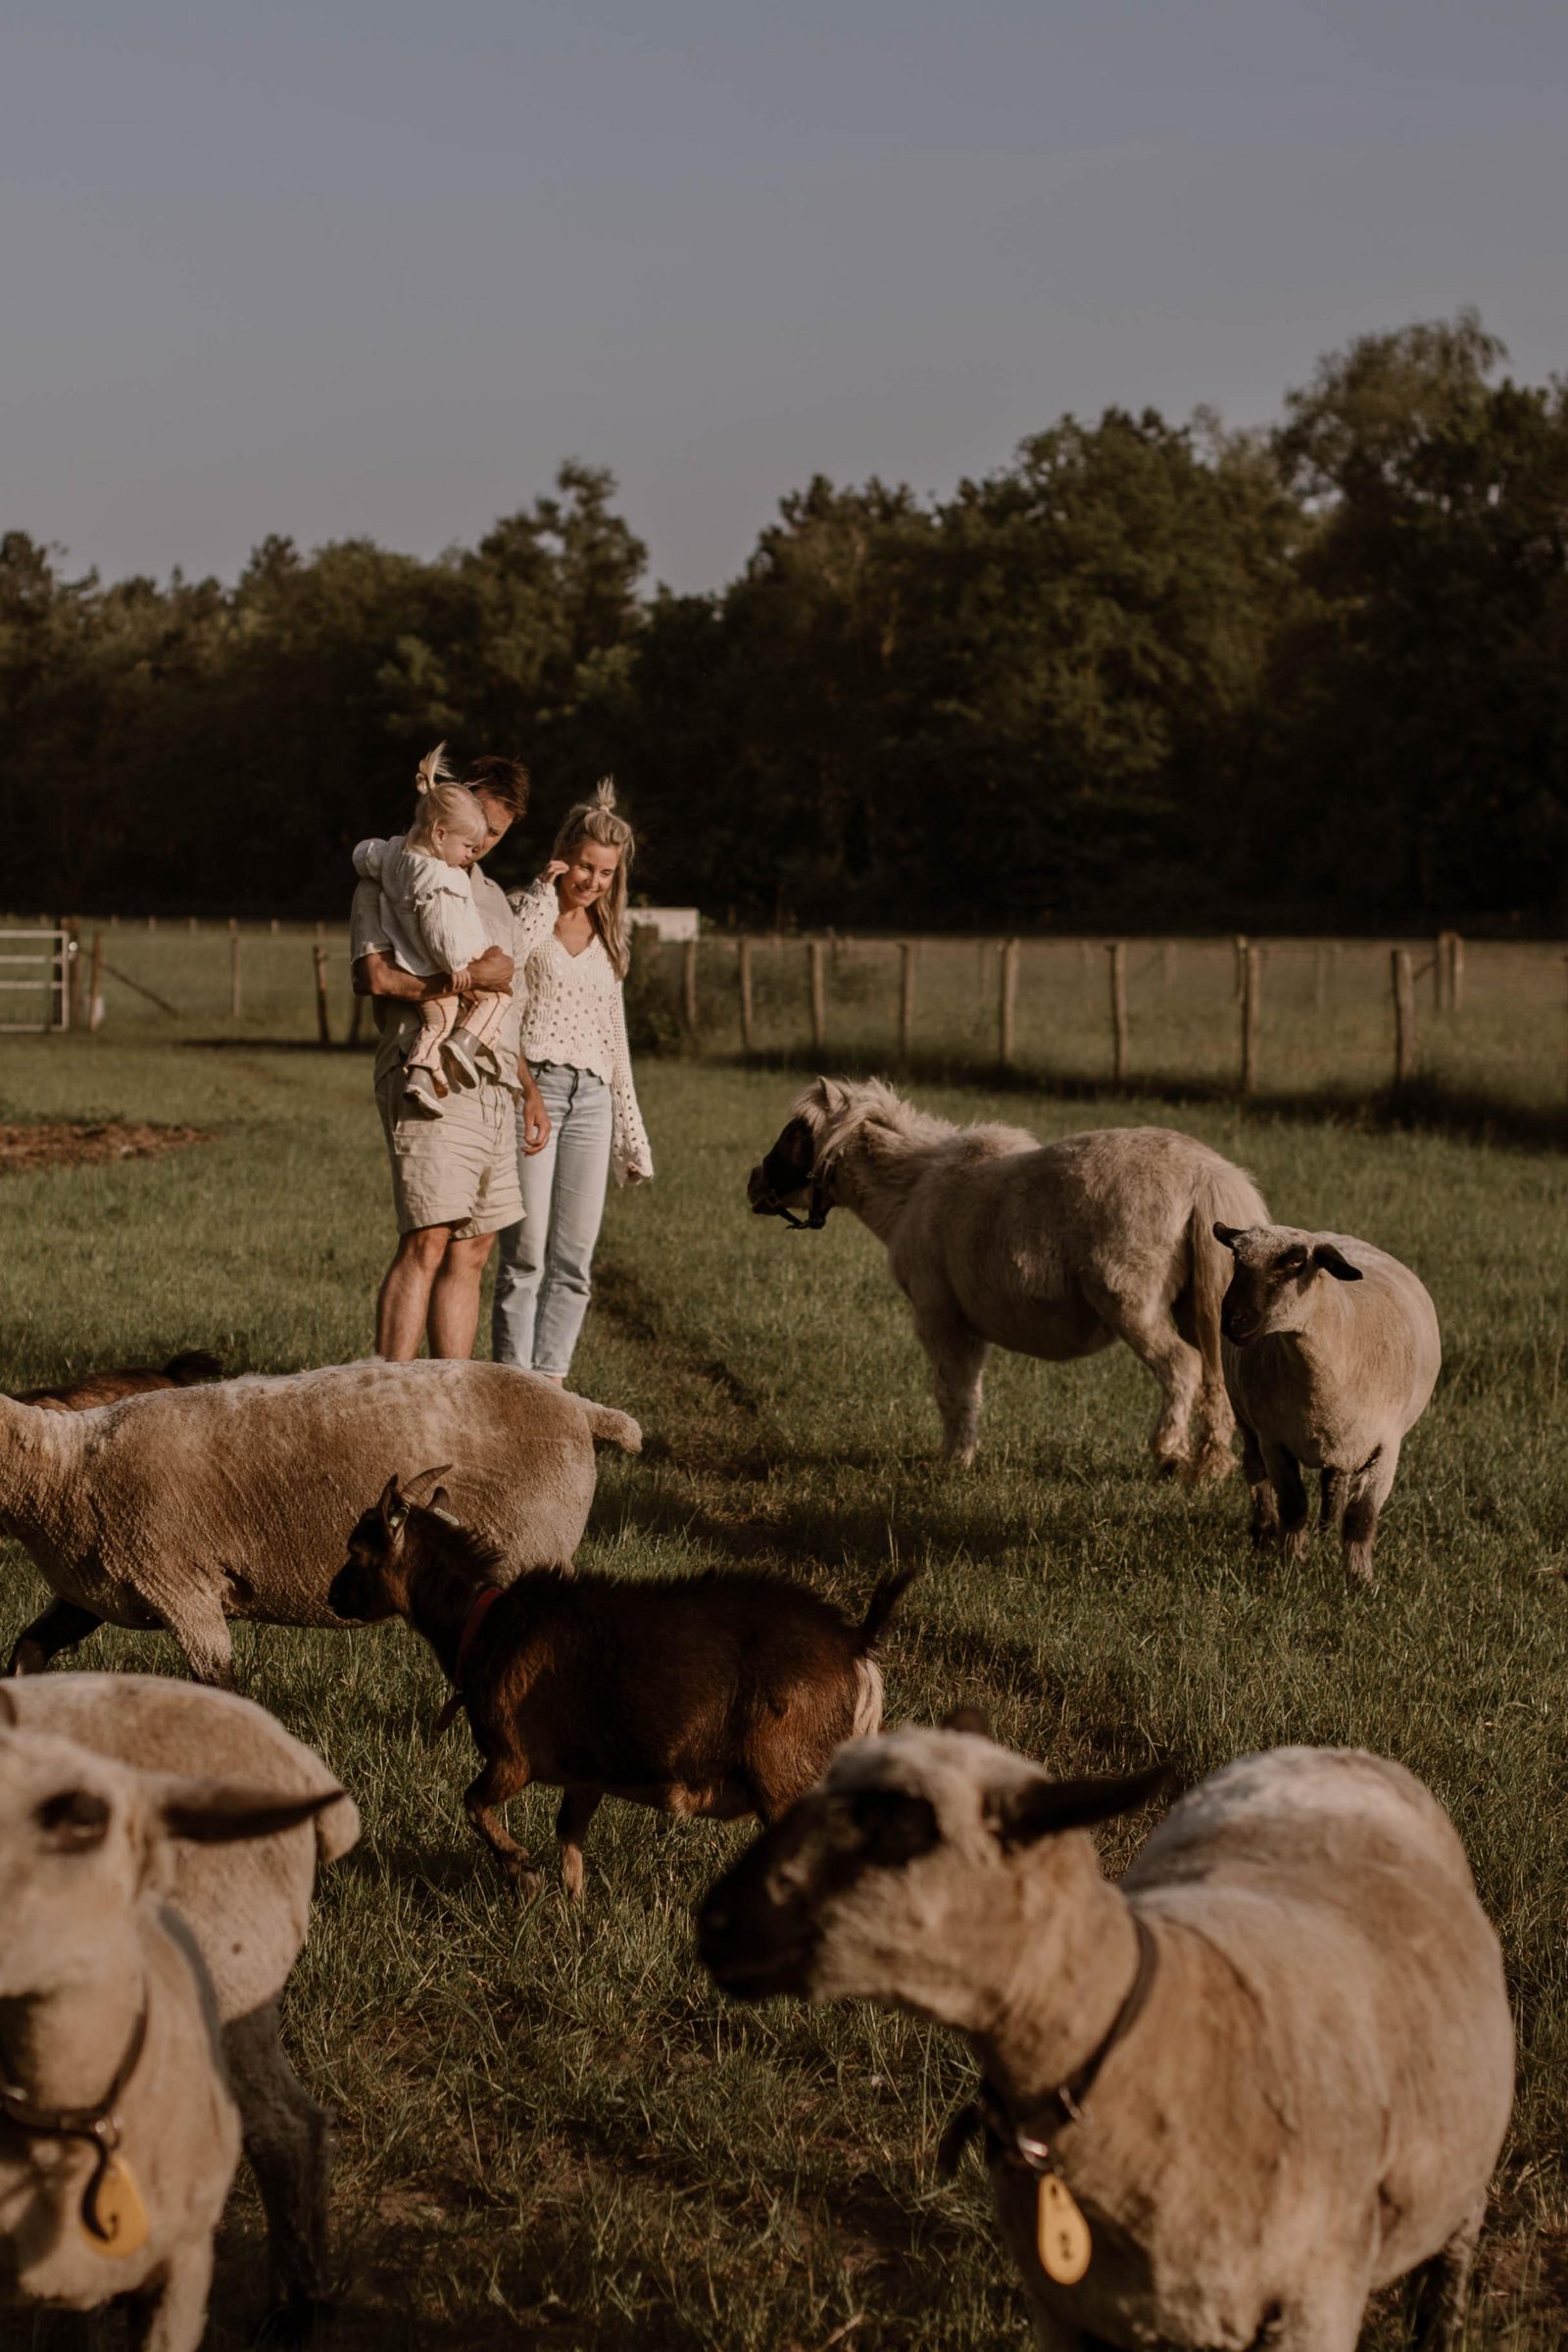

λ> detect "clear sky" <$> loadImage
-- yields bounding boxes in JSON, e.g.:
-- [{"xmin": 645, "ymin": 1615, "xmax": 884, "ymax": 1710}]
[{"xmin": 4, "ymin": 0, "xmax": 1565, "ymax": 595}]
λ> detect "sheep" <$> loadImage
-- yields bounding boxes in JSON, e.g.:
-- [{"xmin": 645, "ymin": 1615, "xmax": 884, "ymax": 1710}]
[
  {"xmin": 0, "ymin": 1723, "xmax": 343, "ymax": 2352},
  {"xmin": 1213, "ymin": 1221, "xmax": 1442, "ymax": 1581},
  {"xmin": 13, "ymin": 1349, "xmax": 223, "ymax": 1412},
  {"xmin": 0, "ymin": 1355, "xmax": 641, "ymax": 1687},
  {"xmin": 0, "ymin": 1672, "xmax": 357, "ymax": 2317},
  {"xmin": 699, "ymin": 1727, "xmax": 1513, "ymax": 2352},
  {"xmin": 748, "ymin": 1078, "xmax": 1268, "ymax": 1479},
  {"xmin": 327, "ymin": 1474, "xmax": 913, "ymax": 1896}
]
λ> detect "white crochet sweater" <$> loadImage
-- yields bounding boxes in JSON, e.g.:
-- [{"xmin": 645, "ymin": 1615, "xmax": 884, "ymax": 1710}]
[{"xmin": 511, "ymin": 880, "xmax": 654, "ymax": 1185}]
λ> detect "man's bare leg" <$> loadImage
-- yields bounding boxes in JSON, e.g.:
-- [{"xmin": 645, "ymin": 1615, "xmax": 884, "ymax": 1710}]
[
  {"xmin": 427, "ymin": 1232, "xmax": 497, "ymax": 1359},
  {"xmin": 376, "ymin": 1225, "xmax": 455, "ymax": 1361}
]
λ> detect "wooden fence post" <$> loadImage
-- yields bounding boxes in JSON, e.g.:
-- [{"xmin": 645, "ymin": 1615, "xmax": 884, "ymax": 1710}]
[
  {"xmin": 1233, "ymin": 934, "xmax": 1248, "ymax": 1004},
  {"xmin": 1241, "ymin": 943, "xmax": 1261, "ymax": 1095},
  {"xmin": 229, "ymin": 924, "xmax": 242, "ymax": 1019},
  {"xmin": 313, "ymin": 945, "xmax": 332, "ymax": 1047},
  {"xmin": 899, "ymin": 941, "xmax": 916, "ymax": 1062},
  {"xmin": 1448, "ymin": 931, "xmax": 1464, "ymax": 1013},
  {"xmin": 738, "ymin": 937, "xmax": 755, "ymax": 1053},
  {"xmin": 1312, "ymin": 942, "xmax": 1326, "ymax": 1013},
  {"xmin": 65, "ymin": 919, "xmax": 82, "ymax": 1028},
  {"xmin": 682, "ymin": 937, "xmax": 700, "ymax": 1039},
  {"xmin": 1392, "ymin": 947, "xmax": 1415, "ymax": 1086},
  {"xmin": 348, "ymin": 989, "xmax": 365, "ymax": 1047},
  {"xmin": 808, "ymin": 940, "xmax": 827, "ymax": 1055},
  {"xmin": 999, "ymin": 938, "xmax": 1019, "ymax": 1068},
  {"xmin": 1107, "ymin": 942, "xmax": 1128, "ymax": 1083},
  {"xmin": 87, "ymin": 931, "xmax": 105, "ymax": 1032}
]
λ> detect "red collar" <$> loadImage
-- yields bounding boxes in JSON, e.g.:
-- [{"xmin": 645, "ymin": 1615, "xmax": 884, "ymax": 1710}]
[{"xmin": 453, "ymin": 1586, "xmax": 504, "ymax": 1690}]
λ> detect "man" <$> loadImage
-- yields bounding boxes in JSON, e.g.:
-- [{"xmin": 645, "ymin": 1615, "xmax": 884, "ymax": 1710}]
[{"xmin": 351, "ymin": 755, "xmax": 549, "ymax": 1360}]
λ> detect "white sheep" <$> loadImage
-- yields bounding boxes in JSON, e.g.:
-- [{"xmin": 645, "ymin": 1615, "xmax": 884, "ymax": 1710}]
[
  {"xmin": 0, "ymin": 1723, "xmax": 343, "ymax": 2352},
  {"xmin": 0, "ymin": 1355, "xmax": 641, "ymax": 1685},
  {"xmin": 0, "ymin": 1672, "xmax": 357, "ymax": 2316},
  {"xmin": 700, "ymin": 1728, "xmax": 1513, "ymax": 2352},
  {"xmin": 1213, "ymin": 1221, "xmax": 1442, "ymax": 1580},
  {"xmin": 748, "ymin": 1079, "xmax": 1268, "ymax": 1480}
]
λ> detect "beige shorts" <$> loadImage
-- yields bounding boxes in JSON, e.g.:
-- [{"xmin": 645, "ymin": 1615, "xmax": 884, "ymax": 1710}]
[{"xmin": 375, "ymin": 1070, "xmax": 523, "ymax": 1240}]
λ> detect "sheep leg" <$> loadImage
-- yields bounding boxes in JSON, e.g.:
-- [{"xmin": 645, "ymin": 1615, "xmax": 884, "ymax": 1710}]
[
  {"xmin": 1320, "ymin": 1466, "xmax": 1351, "ymax": 1536},
  {"xmin": 223, "ymin": 1997, "xmax": 335, "ymax": 2311},
  {"xmin": 1408, "ymin": 2197, "xmax": 1484, "ymax": 2351},
  {"xmin": 556, "ymin": 1786, "xmax": 603, "ymax": 1901},
  {"xmin": 1341, "ymin": 1443, "xmax": 1397, "ymax": 1584},
  {"xmin": 912, "ymin": 1302, "xmax": 991, "ymax": 1466},
  {"xmin": 1087, "ymin": 1285, "xmax": 1203, "ymax": 1478},
  {"xmin": 167, "ymin": 1603, "xmax": 236, "ymax": 1689},
  {"xmin": 6, "ymin": 1596, "xmax": 103, "ymax": 1677},
  {"xmin": 1240, "ymin": 1420, "xmax": 1280, "ymax": 1545},
  {"xmin": 464, "ymin": 1752, "xmax": 540, "ymax": 1891},
  {"xmin": 122, "ymin": 2236, "xmax": 216, "ymax": 2352},
  {"xmin": 1261, "ymin": 1443, "xmax": 1309, "ymax": 1559}
]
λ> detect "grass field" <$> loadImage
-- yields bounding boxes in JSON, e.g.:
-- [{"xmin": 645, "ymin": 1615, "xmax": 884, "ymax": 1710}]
[{"xmin": 2, "ymin": 1021, "xmax": 1567, "ymax": 2350}]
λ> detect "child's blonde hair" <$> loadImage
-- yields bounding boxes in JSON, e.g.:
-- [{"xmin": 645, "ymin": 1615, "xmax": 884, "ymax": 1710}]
[
  {"xmin": 551, "ymin": 778, "xmax": 636, "ymax": 977},
  {"xmin": 406, "ymin": 744, "xmax": 487, "ymax": 852}
]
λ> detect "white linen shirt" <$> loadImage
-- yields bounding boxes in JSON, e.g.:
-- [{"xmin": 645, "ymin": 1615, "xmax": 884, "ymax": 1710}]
[
  {"xmin": 511, "ymin": 879, "xmax": 654, "ymax": 1185},
  {"xmin": 352, "ymin": 834, "xmax": 491, "ymax": 978}
]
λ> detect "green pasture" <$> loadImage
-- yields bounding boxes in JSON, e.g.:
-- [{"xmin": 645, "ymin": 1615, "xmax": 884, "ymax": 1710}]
[{"xmin": 1, "ymin": 1023, "xmax": 1566, "ymax": 2349}]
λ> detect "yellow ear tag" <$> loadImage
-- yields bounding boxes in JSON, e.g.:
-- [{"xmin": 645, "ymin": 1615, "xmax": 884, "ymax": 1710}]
[
  {"xmin": 1037, "ymin": 2172, "xmax": 1092, "ymax": 2285},
  {"xmin": 80, "ymin": 2154, "xmax": 150, "ymax": 2258}
]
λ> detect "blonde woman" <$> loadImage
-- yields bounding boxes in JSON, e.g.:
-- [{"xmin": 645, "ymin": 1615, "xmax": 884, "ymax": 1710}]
[{"xmin": 492, "ymin": 781, "xmax": 654, "ymax": 1382}]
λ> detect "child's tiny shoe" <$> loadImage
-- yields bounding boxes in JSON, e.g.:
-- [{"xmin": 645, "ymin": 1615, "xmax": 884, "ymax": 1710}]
[
  {"xmin": 404, "ymin": 1064, "xmax": 447, "ymax": 1115},
  {"xmin": 442, "ymin": 1029, "xmax": 483, "ymax": 1087}
]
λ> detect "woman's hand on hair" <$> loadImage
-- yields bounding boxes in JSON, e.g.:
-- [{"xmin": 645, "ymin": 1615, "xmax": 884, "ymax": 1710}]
[{"xmin": 541, "ymin": 860, "xmax": 568, "ymax": 886}]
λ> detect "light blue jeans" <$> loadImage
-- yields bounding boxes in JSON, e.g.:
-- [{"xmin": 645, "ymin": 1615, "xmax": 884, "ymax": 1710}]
[{"xmin": 491, "ymin": 1061, "xmax": 612, "ymax": 1381}]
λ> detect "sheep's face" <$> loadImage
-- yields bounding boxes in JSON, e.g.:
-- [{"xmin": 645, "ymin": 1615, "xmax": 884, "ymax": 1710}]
[
  {"xmin": 0, "ymin": 1728, "xmax": 341, "ymax": 1996},
  {"xmin": 1214, "ymin": 1222, "xmax": 1364, "ymax": 1346},
  {"xmin": 328, "ymin": 1485, "xmax": 415, "ymax": 1624},
  {"xmin": 699, "ymin": 1727, "xmax": 1165, "ymax": 2031}
]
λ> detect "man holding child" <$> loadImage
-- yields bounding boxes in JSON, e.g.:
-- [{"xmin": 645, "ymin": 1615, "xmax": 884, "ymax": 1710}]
[{"xmin": 350, "ymin": 754, "xmax": 550, "ymax": 1361}]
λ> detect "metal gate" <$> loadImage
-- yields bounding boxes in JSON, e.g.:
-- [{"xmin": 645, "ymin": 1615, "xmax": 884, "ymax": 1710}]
[{"xmin": 0, "ymin": 929, "xmax": 71, "ymax": 1032}]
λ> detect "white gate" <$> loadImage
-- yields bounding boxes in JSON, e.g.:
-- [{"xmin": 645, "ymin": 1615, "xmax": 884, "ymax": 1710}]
[{"xmin": 0, "ymin": 929, "xmax": 72, "ymax": 1032}]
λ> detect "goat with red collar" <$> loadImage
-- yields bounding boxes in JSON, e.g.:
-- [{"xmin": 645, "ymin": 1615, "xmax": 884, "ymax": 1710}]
[{"xmin": 328, "ymin": 1475, "xmax": 913, "ymax": 1897}]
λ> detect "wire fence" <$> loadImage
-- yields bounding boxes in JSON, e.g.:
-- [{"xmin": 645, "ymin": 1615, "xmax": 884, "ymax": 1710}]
[{"xmin": 3, "ymin": 915, "xmax": 1564, "ymax": 1119}]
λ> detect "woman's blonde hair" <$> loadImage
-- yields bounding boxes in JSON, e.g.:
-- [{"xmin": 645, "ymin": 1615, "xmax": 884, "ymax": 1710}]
[
  {"xmin": 552, "ymin": 778, "xmax": 636, "ymax": 977},
  {"xmin": 406, "ymin": 743, "xmax": 487, "ymax": 852}
]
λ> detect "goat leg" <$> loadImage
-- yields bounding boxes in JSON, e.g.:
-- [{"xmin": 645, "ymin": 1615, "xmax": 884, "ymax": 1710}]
[
  {"xmin": 6, "ymin": 1595, "xmax": 103, "ymax": 1677},
  {"xmin": 122, "ymin": 2236, "xmax": 217, "ymax": 2352},
  {"xmin": 464, "ymin": 1751, "xmax": 539, "ymax": 1892},
  {"xmin": 556, "ymin": 1786, "xmax": 603, "ymax": 1900}
]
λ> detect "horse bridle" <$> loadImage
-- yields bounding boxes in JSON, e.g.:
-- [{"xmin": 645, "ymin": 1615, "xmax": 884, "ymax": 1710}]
[{"xmin": 754, "ymin": 1127, "xmax": 834, "ymax": 1232}]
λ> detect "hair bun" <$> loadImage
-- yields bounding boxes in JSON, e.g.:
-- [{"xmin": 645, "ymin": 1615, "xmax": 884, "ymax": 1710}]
[
  {"xmin": 415, "ymin": 742, "xmax": 453, "ymax": 798},
  {"xmin": 592, "ymin": 775, "xmax": 616, "ymax": 812}
]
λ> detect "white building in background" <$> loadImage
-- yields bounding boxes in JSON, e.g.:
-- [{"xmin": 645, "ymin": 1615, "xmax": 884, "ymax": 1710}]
[{"xmin": 629, "ymin": 907, "xmax": 700, "ymax": 942}]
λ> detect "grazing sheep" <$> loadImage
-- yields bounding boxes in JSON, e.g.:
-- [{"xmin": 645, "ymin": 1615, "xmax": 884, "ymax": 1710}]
[
  {"xmin": 1214, "ymin": 1221, "xmax": 1442, "ymax": 1581},
  {"xmin": 0, "ymin": 1673, "xmax": 357, "ymax": 2315},
  {"xmin": 13, "ymin": 1349, "xmax": 223, "ymax": 1412},
  {"xmin": 749, "ymin": 1079, "xmax": 1268, "ymax": 1479},
  {"xmin": 0, "ymin": 1724, "xmax": 340, "ymax": 2352},
  {"xmin": 328, "ymin": 1476, "xmax": 912, "ymax": 1896},
  {"xmin": 699, "ymin": 1728, "xmax": 1513, "ymax": 2352},
  {"xmin": 0, "ymin": 1356, "xmax": 641, "ymax": 1687}
]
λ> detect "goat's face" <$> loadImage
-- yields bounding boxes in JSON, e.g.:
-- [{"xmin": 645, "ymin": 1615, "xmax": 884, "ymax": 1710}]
[
  {"xmin": 698, "ymin": 1726, "xmax": 1166, "ymax": 2030},
  {"xmin": 1213, "ymin": 1223, "xmax": 1364, "ymax": 1347},
  {"xmin": 0, "ymin": 1725, "xmax": 341, "ymax": 1995},
  {"xmin": 328, "ymin": 1478, "xmax": 416, "ymax": 1624}
]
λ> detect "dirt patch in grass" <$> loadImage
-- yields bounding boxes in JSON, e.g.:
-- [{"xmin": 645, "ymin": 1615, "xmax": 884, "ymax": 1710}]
[{"xmin": 0, "ymin": 1119, "xmax": 214, "ymax": 1175}]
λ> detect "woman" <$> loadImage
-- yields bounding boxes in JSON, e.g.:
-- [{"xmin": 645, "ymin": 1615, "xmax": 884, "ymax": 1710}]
[{"xmin": 491, "ymin": 780, "xmax": 654, "ymax": 1383}]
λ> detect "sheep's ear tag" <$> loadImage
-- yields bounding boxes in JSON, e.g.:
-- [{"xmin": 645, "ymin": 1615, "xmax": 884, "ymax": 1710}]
[
  {"xmin": 1036, "ymin": 2174, "xmax": 1092, "ymax": 2285},
  {"xmin": 81, "ymin": 2153, "xmax": 149, "ymax": 2259}
]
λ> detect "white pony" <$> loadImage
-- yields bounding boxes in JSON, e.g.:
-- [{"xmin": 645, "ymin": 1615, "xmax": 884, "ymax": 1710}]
[{"xmin": 749, "ymin": 1078, "xmax": 1268, "ymax": 1478}]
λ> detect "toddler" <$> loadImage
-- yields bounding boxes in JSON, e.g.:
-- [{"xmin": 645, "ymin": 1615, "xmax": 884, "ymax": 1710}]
[{"xmin": 353, "ymin": 747, "xmax": 514, "ymax": 1114}]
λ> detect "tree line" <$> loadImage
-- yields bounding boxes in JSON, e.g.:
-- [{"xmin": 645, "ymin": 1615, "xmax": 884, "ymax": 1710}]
[{"xmin": 4, "ymin": 311, "xmax": 1566, "ymax": 929}]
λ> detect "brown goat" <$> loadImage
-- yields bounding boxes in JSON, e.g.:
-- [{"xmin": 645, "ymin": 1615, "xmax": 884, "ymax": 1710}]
[
  {"xmin": 328, "ymin": 1477, "xmax": 914, "ymax": 1897},
  {"xmin": 15, "ymin": 1349, "xmax": 223, "ymax": 1412}
]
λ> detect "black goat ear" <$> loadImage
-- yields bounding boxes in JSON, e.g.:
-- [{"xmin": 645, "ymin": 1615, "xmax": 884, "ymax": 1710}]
[
  {"xmin": 1312, "ymin": 1243, "xmax": 1363, "ymax": 1283},
  {"xmin": 942, "ymin": 1705, "xmax": 992, "ymax": 1739},
  {"xmin": 377, "ymin": 1475, "xmax": 403, "ymax": 1522},
  {"xmin": 987, "ymin": 1762, "xmax": 1171, "ymax": 1852},
  {"xmin": 1212, "ymin": 1223, "xmax": 1242, "ymax": 1250}
]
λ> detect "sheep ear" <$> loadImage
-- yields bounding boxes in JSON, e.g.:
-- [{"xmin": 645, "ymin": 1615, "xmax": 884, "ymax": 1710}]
[
  {"xmin": 1312, "ymin": 1243, "xmax": 1363, "ymax": 1283},
  {"xmin": 988, "ymin": 1762, "xmax": 1171, "ymax": 1851},
  {"xmin": 1212, "ymin": 1223, "xmax": 1242, "ymax": 1251},
  {"xmin": 157, "ymin": 1781, "xmax": 346, "ymax": 1847},
  {"xmin": 942, "ymin": 1705, "xmax": 992, "ymax": 1739}
]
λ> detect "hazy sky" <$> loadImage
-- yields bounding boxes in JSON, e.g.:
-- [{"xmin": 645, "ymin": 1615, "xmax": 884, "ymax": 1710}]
[{"xmin": 5, "ymin": 0, "xmax": 1565, "ymax": 594}]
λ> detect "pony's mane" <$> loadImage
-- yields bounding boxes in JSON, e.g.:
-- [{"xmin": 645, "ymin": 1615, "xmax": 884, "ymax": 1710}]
[{"xmin": 790, "ymin": 1077, "xmax": 955, "ymax": 1157}]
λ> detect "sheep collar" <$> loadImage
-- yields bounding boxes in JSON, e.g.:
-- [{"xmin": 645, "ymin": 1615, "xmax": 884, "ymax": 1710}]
[
  {"xmin": 430, "ymin": 1585, "xmax": 506, "ymax": 1739},
  {"xmin": 0, "ymin": 1991, "xmax": 150, "ymax": 2251},
  {"xmin": 938, "ymin": 1914, "xmax": 1159, "ymax": 2180}
]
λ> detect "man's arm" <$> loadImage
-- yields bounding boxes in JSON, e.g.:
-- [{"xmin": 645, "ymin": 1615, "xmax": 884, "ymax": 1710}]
[{"xmin": 354, "ymin": 945, "xmax": 514, "ymax": 1000}]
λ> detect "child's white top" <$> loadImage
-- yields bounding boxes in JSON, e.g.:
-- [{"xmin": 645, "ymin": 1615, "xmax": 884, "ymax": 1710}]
[
  {"xmin": 352, "ymin": 835, "xmax": 491, "ymax": 979},
  {"xmin": 510, "ymin": 878, "xmax": 654, "ymax": 1184}
]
